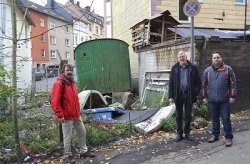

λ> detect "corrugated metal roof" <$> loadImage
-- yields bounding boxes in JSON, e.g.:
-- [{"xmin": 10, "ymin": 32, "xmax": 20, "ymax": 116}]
[
  {"xmin": 217, "ymin": 29, "xmax": 250, "ymax": 37},
  {"xmin": 168, "ymin": 27, "xmax": 237, "ymax": 39}
]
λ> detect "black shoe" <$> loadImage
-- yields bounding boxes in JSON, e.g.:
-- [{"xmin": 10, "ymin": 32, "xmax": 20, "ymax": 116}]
[
  {"xmin": 80, "ymin": 151, "xmax": 96, "ymax": 158},
  {"xmin": 176, "ymin": 134, "xmax": 183, "ymax": 142},
  {"xmin": 185, "ymin": 134, "xmax": 194, "ymax": 141},
  {"xmin": 65, "ymin": 155, "xmax": 76, "ymax": 164}
]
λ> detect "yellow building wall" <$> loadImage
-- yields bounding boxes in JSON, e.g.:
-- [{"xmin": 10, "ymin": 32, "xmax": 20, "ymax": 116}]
[
  {"xmin": 112, "ymin": 0, "xmax": 150, "ymax": 78},
  {"xmin": 156, "ymin": 0, "xmax": 250, "ymax": 29},
  {"xmin": 112, "ymin": 0, "xmax": 250, "ymax": 78}
]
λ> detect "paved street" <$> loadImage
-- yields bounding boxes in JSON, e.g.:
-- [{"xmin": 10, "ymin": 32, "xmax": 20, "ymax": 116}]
[
  {"xmin": 141, "ymin": 130, "xmax": 250, "ymax": 164},
  {"xmin": 35, "ymin": 77, "xmax": 56, "ymax": 92},
  {"xmin": 79, "ymin": 111, "xmax": 250, "ymax": 164}
]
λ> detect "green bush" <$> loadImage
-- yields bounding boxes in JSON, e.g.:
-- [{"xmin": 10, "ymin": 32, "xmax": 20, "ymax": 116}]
[
  {"xmin": 193, "ymin": 102, "xmax": 209, "ymax": 118},
  {"xmin": 84, "ymin": 122, "xmax": 135, "ymax": 146},
  {"xmin": 160, "ymin": 117, "xmax": 176, "ymax": 132}
]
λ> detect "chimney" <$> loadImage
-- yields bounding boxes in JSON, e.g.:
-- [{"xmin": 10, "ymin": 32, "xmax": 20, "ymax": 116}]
[
  {"xmin": 85, "ymin": 6, "xmax": 90, "ymax": 11},
  {"xmin": 47, "ymin": 0, "xmax": 54, "ymax": 8},
  {"xmin": 77, "ymin": 1, "xmax": 80, "ymax": 7}
]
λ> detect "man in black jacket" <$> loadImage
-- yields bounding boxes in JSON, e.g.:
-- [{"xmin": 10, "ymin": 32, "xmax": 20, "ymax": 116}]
[{"xmin": 169, "ymin": 51, "xmax": 201, "ymax": 142}]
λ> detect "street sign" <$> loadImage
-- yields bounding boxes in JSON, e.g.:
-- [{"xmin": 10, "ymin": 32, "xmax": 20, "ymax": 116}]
[{"xmin": 183, "ymin": 0, "xmax": 201, "ymax": 17}]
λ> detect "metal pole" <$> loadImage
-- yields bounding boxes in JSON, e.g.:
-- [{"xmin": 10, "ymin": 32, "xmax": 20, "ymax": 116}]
[
  {"xmin": 191, "ymin": 16, "xmax": 195, "ymax": 63},
  {"xmin": 244, "ymin": 0, "xmax": 247, "ymax": 42}
]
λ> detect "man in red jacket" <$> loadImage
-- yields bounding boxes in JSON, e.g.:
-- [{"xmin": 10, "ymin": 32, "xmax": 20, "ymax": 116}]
[{"xmin": 51, "ymin": 64, "xmax": 95, "ymax": 162}]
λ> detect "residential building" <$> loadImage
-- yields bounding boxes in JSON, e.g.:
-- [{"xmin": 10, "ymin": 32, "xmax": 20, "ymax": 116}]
[
  {"xmin": 28, "ymin": 1, "xmax": 49, "ymax": 71},
  {"xmin": 82, "ymin": 6, "xmax": 104, "ymax": 40},
  {"xmin": 62, "ymin": 0, "xmax": 89, "ymax": 48},
  {"xmin": 112, "ymin": 0, "xmax": 250, "ymax": 78},
  {"xmin": 0, "ymin": 0, "xmax": 35, "ymax": 89},
  {"xmin": 46, "ymin": 0, "xmax": 74, "ymax": 66}
]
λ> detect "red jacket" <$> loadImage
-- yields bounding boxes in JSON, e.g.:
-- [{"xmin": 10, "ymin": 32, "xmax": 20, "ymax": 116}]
[{"xmin": 51, "ymin": 74, "xmax": 80, "ymax": 120}]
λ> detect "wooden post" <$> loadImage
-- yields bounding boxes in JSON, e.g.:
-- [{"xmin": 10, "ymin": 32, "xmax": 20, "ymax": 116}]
[{"xmin": 161, "ymin": 16, "xmax": 165, "ymax": 43}]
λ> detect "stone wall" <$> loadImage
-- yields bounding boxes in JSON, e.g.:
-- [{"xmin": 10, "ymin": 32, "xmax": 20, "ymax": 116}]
[
  {"xmin": 137, "ymin": 39, "xmax": 190, "ymax": 96},
  {"xmin": 137, "ymin": 37, "xmax": 250, "ymax": 111},
  {"xmin": 198, "ymin": 40, "xmax": 250, "ymax": 112}
]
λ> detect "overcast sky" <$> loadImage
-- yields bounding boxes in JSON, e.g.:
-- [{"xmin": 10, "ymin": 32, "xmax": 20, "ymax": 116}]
[{"xmin": 30, "ymin": 0, "xmax": 104, "ymax": 16}]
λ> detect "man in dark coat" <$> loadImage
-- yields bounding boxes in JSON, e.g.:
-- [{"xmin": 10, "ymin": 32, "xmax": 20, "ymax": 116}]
[{"xmin": 169, "ymin": 51, "xmax": 201, "ymax": 142}]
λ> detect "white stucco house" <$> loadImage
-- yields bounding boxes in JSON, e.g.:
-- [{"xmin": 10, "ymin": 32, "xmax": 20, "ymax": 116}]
[{"xmin": 0, "ymin": 0, "xmax": 35, "ymax": 89}]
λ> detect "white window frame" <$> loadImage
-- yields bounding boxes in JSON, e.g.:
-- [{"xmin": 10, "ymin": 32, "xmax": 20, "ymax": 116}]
[
  {"xmin": 95, "ymin": 26, "xmax": 99, "ymax": 34},
  {"xmin": 49, "ymin": 21, "xmax": 56, "ymax": 30},
  {"xmin": 65, "ymin": 26, "xmax": 69, "ymax": 33},
  {"xmin": 65, "ymin": 52, "xmax": 70, "ymax": 59},
  {"xmin": 41, "ymin": 49, "xmax": 45, "ymax": 57},
  {"xmin": 40, "ymin": 18, "xmax": 44, "ymax": 27},
  {"xmin": 65, "ymin": 39, "xmax": 70, "ymax": 46},
  {"xmin": 41, "ymin": 34, "xmax": 45, "ymax": 42},
  {"xmin": 74, "ymin": 36, "xmax": 78, "ymax": 45},
  {"xmin": 50, "ymin": 36, "xmax": 56, "ymax": 45},
  {"xmin": 50, "ymin": 50, "xmax": 57, "ymax": 58},
  {"xmin": 235, "ymin": 0, "xmax": 245, "ymax": 5}
]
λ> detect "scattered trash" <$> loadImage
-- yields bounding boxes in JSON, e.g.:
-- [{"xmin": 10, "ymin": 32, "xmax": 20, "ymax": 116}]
[{"xmin": 24, "ymin": 155, "xmax": 31, "ymax": 162}]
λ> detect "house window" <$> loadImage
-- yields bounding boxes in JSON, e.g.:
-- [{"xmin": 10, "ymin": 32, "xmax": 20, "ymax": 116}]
[
  {"xmin": 41, "ymin": 49, "xmax": 45, "ymax": 57},
  {"xmin": 95, "ymin": 26, "xmax": 99, "ymax": 34},
  {"xmin": 100, "ymin": 28, "xmax": 102, "ymax": 35},
  {"xmin": 50, "ymin": 50, "xmax": 56, "ymax": 58},
  {"xmin": 65, "ymin": 26, "xmax": 69, "ymax": 33},
  {"xmin": 49, "ymin": 21, "xmax": 56, "ymax": 30},
  {"xmin": 40, "ymin": 19, "xmax": 44, "ymax": 27},
  {"xmin": 89, "ymin": 24, "xmax": 92, "ymax": 31},
  {"xmin": 65, "ymin": 39, "xmax": 70, "ymax": 46},
  {"xmin": 235, "ymin": 0, "xmax": 245, "ymax": 5},
  {"xmin": 65, "ymin": 52, "xmax": 70, "ymax": 59},
  {"xmin": 81, "ymin": 37, "xmax": 84, "ymax": 42},
  {"xmin": 179, "ymin": 0, "xmax": 190, "ymax": 22},
  {"xmin": 50, "ymin": 36, "xmax": 56, "ymax": 44},
  {"xmin": 41, "ymin": 34, "xmax": 45, "ymax": 42},
  {"xmin": 74, "ymin": 36, "xmax": 78, "ymax": 45}
]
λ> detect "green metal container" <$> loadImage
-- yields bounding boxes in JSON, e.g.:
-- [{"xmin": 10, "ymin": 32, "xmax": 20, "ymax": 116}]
[{"xmin": 74, "ymin": 39, "xmax": 132, "ymax": 93}]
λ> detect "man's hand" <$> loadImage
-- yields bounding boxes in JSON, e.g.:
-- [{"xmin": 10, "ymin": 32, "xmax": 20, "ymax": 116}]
[
  {"xmin": 203, "ymin": 98, "xmax": 208, "ymax": 104},
  {"xmin": 57, "ymin": 117, "xmax": 65, "ymax": 123},
  {"xmin": 169, "ymin": 98, "xmax": 174, "ymax": 105},
  {"xmin": 229, "ymin": 98, "xmax": 235, "ymax": 104}
]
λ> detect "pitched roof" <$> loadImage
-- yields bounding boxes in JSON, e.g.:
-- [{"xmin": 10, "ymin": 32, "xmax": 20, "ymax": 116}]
[
  {"xmin": 21, "ymin": 0, "xmax": 71, "ymax": 23},
  {"xmin": 61, "ymin": 2, "xmax": 88, "ymax": 24},
  {"xmin": 17, "ymin": 0, "xmax": 35, "ymax": 26}
]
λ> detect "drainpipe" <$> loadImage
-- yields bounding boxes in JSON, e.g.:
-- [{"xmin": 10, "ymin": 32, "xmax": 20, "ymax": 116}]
[{"xmin": 244, "ymin": 0, "xmax": 247, "ymax": 42}]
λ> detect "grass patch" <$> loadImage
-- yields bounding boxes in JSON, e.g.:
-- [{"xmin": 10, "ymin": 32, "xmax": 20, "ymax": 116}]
[{"xmin": 160, "ymin": 117, "xmax": 176, "ymax": 132}]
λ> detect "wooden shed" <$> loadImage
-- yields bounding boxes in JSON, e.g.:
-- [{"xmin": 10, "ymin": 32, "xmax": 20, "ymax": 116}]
[{"xmin": 130, "ymin": 10, "xmax": 180, "ymax": 50}]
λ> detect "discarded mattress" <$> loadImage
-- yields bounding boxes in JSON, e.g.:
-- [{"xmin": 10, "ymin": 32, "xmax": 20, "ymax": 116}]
[
  {"xmin": 78, "ymin": 90, "xmax": 108, "ymax": 109},
  {"xmin": 135, "ymin": 104, "xmax": 176, "ymax": 134},
  {"xmin": 81, "ymin": 107, "xmax": 126, "ymax": 122},
  {"xmin": 115, "ymin": 109, "xmax": 159, "ymax": 124}
]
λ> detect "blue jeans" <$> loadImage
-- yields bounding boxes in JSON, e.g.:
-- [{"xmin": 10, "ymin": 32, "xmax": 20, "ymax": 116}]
[{"xmin": 208, "ymin": 102, "xmax": 233, "ymax": 139}]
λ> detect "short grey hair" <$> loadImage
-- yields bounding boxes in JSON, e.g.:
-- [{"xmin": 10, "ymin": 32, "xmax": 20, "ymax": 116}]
[{"xmin": 177, "ymin": 51, "xmax": 186, "ymax": 56}]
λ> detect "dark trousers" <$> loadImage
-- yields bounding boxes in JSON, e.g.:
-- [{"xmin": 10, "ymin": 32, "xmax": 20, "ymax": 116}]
[
  {"xmin": 208, "ymin": 102, "xmax": 233, "ymax": 139},
  {"xmin": 175, "ymin": 93, "xmax": 193, "ymax": 135}
]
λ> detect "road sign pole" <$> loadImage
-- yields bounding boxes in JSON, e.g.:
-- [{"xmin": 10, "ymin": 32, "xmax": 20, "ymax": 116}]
[
  {"xmin": 191, "ymin": 16, "xmax": 195, "ymax": 63},
  {"xmin": 183, "ymin": 0, "xmax": 201, "ymax": 63}
]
